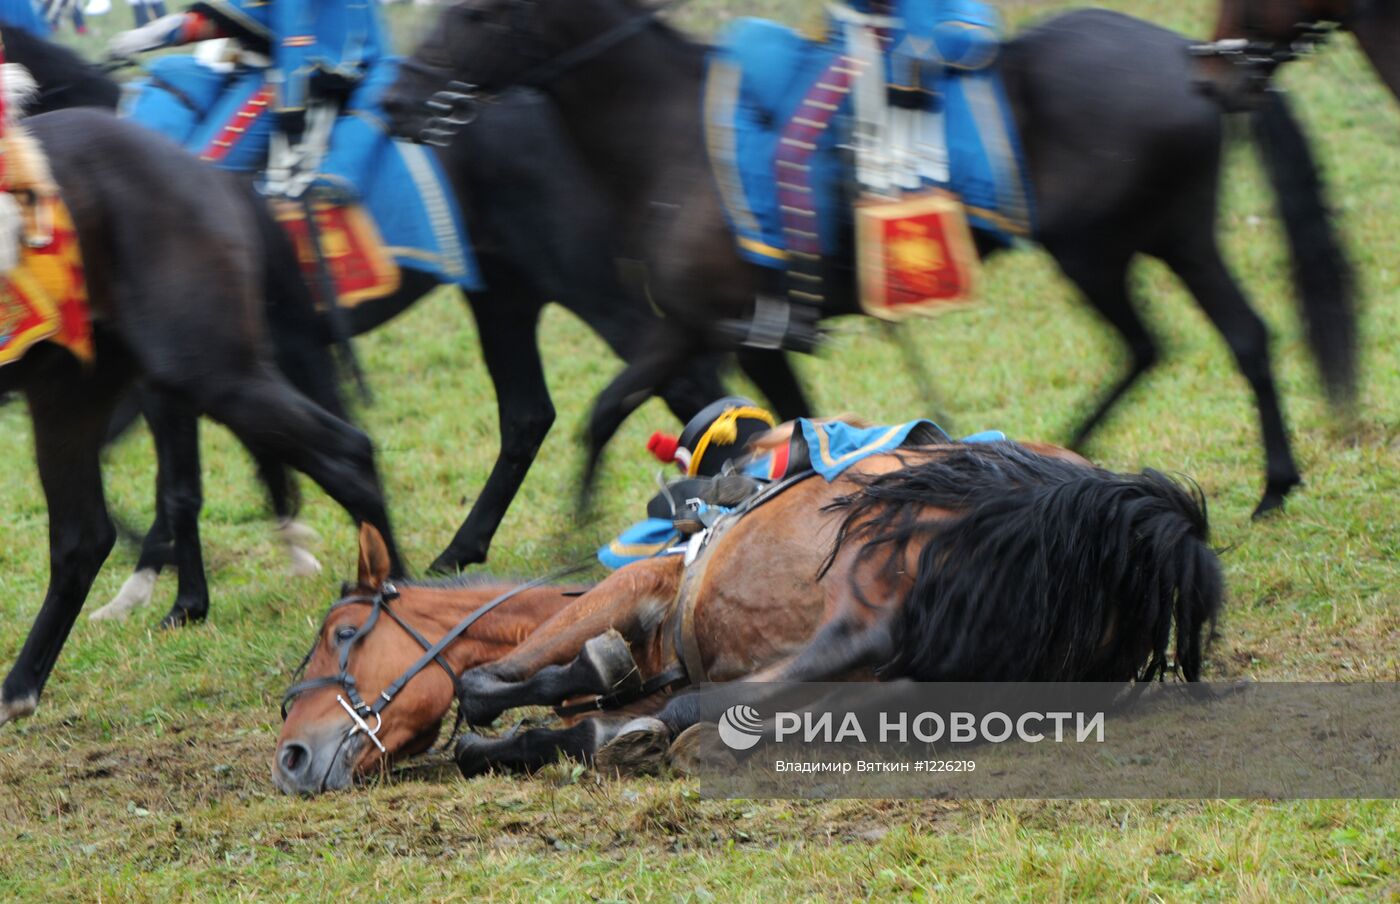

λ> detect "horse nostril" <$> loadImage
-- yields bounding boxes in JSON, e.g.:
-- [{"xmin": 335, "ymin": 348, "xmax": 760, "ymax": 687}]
[{"xmin": 279, "ymin": 741, "xmax": 311, "ymax": 776}]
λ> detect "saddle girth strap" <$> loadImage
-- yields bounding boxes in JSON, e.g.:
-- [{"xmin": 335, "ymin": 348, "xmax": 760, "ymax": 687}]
[{"xmin": 670, "ymin": 468, "xmax": 821, "ymax": 682}]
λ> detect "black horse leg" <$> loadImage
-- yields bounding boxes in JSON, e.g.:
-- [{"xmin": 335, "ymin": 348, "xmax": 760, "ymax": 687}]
[
  {"xmin": 1054, "ymin": 250, "xmax": 1159, "ymax": 449},
  {"xmin": 581, "ymin": 321, "xmax": 696, "ymax": 501},
  {"xmin": 183, "ymin": 367, "xmax": 404, "ymax": 576},
  {"xmin": 561, "ymin": 278, "xmax": 726, "ymax": 424},
  {"xmin": 1, "ymin": 375, "xmax": 120, "ymax": 726},
  {"xmin": 736, "ymin": 347, "xmax": 812, "ymax": 421},
  {"xmin": 430, "ymin": 287, "xmax": 554, "ymax": 573},
  {"xmin": 132, "ymin": 392, "xmax": 212, "ymax": 629},
  {"xmin": 456, "ymin": 631, "xmax": 641, "ymax": 727},
  {"xmin": 1162, "ymin": 237, "xmax": 1299, "ymax": 517},
  {"xmin": 454, "ymin": 719, "xmax": 609, "ymax": 778},
  {"xmin": 596, "ymin": 614, "xmax": 894, "ymax": 773}
]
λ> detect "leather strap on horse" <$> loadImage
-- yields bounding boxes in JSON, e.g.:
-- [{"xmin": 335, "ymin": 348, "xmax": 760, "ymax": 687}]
[
  {"xmin": 512, "ymin": 0, "xmax": 698, "ymax": 90},
  {"xmin": 670, "ymin": 467, "xmax": 821, "ymax": 683},
  {"xmin": 552, "ymin": 664, "xmax": 689, "ymax": 718}
]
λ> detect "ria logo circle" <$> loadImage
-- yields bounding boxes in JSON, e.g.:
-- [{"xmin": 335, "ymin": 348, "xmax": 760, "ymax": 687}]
[{"xmin": 717, "ymin": 704, "xmax": 764, "ymax": 750}]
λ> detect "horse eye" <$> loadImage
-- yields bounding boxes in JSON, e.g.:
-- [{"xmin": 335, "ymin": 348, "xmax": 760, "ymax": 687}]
[{"xmin": 335, "ymin": 625, "xmax": 359, "ymax": 643}]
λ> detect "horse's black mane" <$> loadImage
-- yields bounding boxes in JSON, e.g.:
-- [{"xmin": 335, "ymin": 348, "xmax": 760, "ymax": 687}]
[{"xmin": 823, "ymin": 441, "xmax": 1221, "ymax": 683}]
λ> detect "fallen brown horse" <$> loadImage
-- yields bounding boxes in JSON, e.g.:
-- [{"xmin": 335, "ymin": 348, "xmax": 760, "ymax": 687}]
[{"xmin": 276, "ymin": 439, "xmax": 1223, "ymax": 794}]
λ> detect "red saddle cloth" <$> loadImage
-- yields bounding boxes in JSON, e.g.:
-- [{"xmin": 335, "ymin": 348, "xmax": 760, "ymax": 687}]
[
  {"xmin": 855, "ymin": 189, "xmax": 980, "ymax": 320},
  {"xmin": 0, "ymin": 194, "xmax": 92, "ymax": 367},
  {"xmin": 272, "ymin": 199, "xmax": 401, "ymax": 309}
]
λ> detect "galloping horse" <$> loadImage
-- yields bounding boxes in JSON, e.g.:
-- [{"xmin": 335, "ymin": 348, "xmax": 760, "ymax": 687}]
[
  {"xmin": 1198, "ymin": 0, "xmax": 1400, "ymax": 105},
  {"xmin": 383, "ymin": 0, "xmax": 1355, "ymax": 520},
  {"xmin": 275, "ymin": 437, "xmax": 1221, "ymax": 793},
  {"xmin": 3, "ymin": 29, "xmax": 726, "ymax": 627},
  {"xmin": 0, "ymin": 109, "xmax": 399, "ymax": 727}
]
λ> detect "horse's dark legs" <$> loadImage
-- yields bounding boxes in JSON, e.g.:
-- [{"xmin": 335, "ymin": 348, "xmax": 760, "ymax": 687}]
[
  {"xmin": 1161, "ymin": 238, "xmax": 1299, "ymax": 517},
  {"xmin": 429, "ymin": 289, "xmax": 553, "ymax": 573},
  {"xmin": 454, "ymin": 719, "xmax": 610, "ymax": 778},
  {"xmin": 137, "ymin": 392, "xmax": 211, "ymax": 628},
  {"xmin": 558, "ymin": 279, "xmax": 726, "ymax": 424},
  {"xmin": 581, "ymin": 321, "xmax": 697, "ymax": 499},
  {"xmin": 595, "ymin": 613, "xmax": 894, "ymax": 774},
  {"xmin": 456, "ymin": 631, "xmax": 640, "ymax": 727},
  {"xmin": 173, "ymin": 367, "xmax": 404, "ymax": 576},
  {"xmin": 737, "ymin": 347, "xmax": 812, "ymax": 421},
  {"xmin": 1, "ymin": 376, "xmax": 120, "ymax": 726},
  {"xmin": 1054, "ymin": 251, "xmax": 1159, "ymax": 450}
]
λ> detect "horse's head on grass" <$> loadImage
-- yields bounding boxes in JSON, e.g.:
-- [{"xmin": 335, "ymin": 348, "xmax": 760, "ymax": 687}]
[{"xmin": 274, "ymin": 525, "xmax": 580, "ymax": 795}]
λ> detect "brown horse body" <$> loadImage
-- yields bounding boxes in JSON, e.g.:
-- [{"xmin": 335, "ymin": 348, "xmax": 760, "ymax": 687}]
[{"xmin": 277, "ymin": 438, "xmax": 1221, "ymax": 794}]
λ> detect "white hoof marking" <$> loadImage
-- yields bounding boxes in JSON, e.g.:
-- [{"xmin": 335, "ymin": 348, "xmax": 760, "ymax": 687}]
[
  {"xmin": 0, "ymin": 694, "xmax": 37, "ymax": 727},
  {"xmin": 276, "ymin": 520, "xmax": 322, "ymax": 576},
  {"xmin": 89, "ymin": 568, "xmax": 158, "ymax": 622}
]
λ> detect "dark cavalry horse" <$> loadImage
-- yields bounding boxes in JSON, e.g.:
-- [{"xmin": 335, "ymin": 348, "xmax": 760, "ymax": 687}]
[
  {"xmin": 3, "ymin": 28, "xmax": 726, "ymax": 626},
  {"xmin": 383, "ymin": 0, "xmax": 1356, "ymax": 519},
  {"xmin": 0, "ymin": 109, "xmax": 399, "ymax": 727},
  {"xmin": 275, "ymin": 438, "xmax": 1221, "ymax": 793}
]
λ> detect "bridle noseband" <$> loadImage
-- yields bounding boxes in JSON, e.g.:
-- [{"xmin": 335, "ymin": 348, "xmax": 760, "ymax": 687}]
[
  {"xmin": 280, "ymin": 564, "xmax": 589, "ymax": 756},
  {"xmin": 280, "ymin": 582, "xmax": 454, "ymax": 754}
]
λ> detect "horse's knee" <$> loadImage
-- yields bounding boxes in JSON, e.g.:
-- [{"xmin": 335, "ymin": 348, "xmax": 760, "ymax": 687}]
[
  {"xmin": 500, "ymin": 406, "xmax": 555, "ymax": 462},
  {"xmin": 53, "ymin": 516, "xmax": 116, "ymax": 581}
]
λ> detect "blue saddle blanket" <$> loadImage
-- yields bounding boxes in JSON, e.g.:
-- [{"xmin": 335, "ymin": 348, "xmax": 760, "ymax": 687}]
[
  {"xmin": 704, "ymin": 8, "xmax": 1033, "ymax": 269},
  {"xmin": 121, "ymin": 55, "xmax": 481, "ymax": 290},
  {"xmin": 599, "ymin": 419, "xmax": 1008, "ymax": 570}
]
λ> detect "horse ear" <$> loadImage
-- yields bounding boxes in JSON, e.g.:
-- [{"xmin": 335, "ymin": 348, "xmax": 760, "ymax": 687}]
[{"xmin": 357, "ymin": 523, "xmax": 392, "ymax": 589}]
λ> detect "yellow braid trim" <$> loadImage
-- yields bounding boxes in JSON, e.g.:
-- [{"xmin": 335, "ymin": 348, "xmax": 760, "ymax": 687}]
[{"xmin": 687, "ymin": 406, "xmax": 777, "ymax": 476}]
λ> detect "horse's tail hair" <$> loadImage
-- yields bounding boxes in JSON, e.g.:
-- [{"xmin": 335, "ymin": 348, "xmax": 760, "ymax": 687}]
[
  {"xmin": 1251, "ymin": 88, "xmax": 1357, "ymax": 404},
  {"xmin": 824, "ymin": 444, "xmax": 1222, "ymax": 683}
]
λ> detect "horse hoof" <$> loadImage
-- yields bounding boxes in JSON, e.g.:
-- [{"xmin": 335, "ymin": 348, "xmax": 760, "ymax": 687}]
[
  {"xmin": 1251, "ymin": 496, "xmax": 1285, "ymax": 520},
  {"xmin": 426, "ymin": 554, "xmax": 462, "ymax": 576},
  {"xmin": 454, "ymin": 675, "xmax": 504, "ymax": 728},
  {"xmin": 159, "ymin": 606, "xmax": 206, "ymax": 630},
  {"xmin": 583, "ymin": 631, "xmax": 642, "ymax": 696},
  {"xmin": 89, "ymin": 568, "xmax": 159, "ymax": 622},
  {"xmin": 667, "ymin": 722, "xmax": 736, "ymax": 777},
  {"xmin": 454, "ymin": 732, "xmax": 501, "ymax": 779},
  {"xmin": 286, "ymin": 547, "xmax": 323, "ymax": 577},
  {"xmin": 593, "ymin": 716, "xmax": 671, "ymax": 777},
  {"xmin": 0, "ymin": 694, "xmax": 37, "ymax": 728},
  {"xmin": 1252, "ymin": 480, "xmax": 1299, "ymax": 521}
]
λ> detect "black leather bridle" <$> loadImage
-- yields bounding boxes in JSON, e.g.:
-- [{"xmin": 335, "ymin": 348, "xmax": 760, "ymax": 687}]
[
  {"xmin": 280, "ymin": 565, "xmax": 589, "ymax": 754},
  {"xmin": 405, "ymin": 0, "xmax": 696, "ymax": 146}
]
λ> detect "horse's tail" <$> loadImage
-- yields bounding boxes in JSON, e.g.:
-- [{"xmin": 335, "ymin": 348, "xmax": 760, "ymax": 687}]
[
  {"xmin": 825, "ymin": 444, "xmax": 1222, "ymax": 682},
  {"xmin": 1251, "ymin": 88, "xmax": 1357, "ymax": 404}
]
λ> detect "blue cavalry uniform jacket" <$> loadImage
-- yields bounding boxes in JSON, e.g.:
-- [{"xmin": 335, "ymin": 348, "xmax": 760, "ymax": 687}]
[
  {"xmin": 0, "ymin": 0, "xmax": 51, "ymax": 37},
  {"xmin": 123, "ymin": 0, "xmax": 481, "ymax": 290},
  {"xmin": 193, "ymin": 0, "xmax": 387, "ymax": 114}
]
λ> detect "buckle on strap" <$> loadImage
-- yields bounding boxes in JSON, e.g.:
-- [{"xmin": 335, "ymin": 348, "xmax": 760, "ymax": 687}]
[{"xmin": 336, "ymin": 694, "xmax": 387, "ymax": 753}]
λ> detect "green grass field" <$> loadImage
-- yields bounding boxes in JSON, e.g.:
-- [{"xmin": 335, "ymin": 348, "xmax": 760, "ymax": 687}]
[{"xmin": 2, "ymin": 0, "xmax": 1398, "ymax": 899}]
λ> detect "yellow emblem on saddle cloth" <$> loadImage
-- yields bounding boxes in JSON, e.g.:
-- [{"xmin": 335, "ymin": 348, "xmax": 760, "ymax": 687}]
[
  {"xmin": 271, "ymin": 198, "xmax": 401, "ymax": 310},
  {"xmin": 855, "ymin": 189, "xmax": 980, "ymax": 321},
  {"xmin": 0, "ymin": 126, "xmax": 91, "ymax": 367}
]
